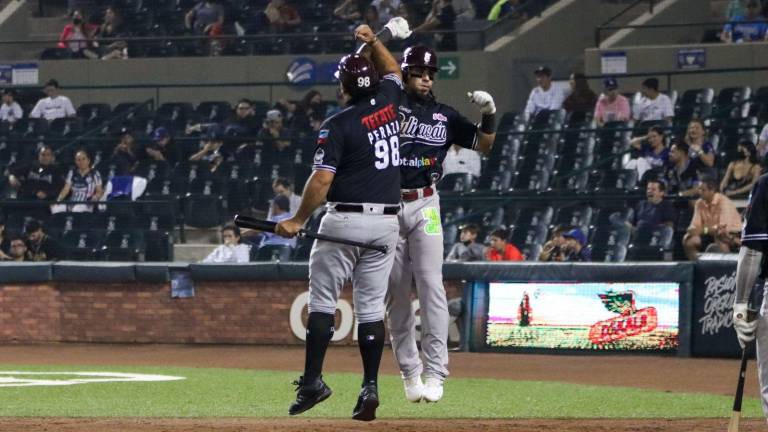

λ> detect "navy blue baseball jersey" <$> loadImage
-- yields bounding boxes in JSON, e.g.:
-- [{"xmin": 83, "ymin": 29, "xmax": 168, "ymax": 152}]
[
  {"xmin": 741, "ymin": 173, "xmax": 768, "ymax": 246},
  {"xmin": 397, "ymin": 94, "xmax": 479, "ymax": 189},
  {"xmin": 312, "ymin": 74, "xmax": 404, "ymax": 205}
]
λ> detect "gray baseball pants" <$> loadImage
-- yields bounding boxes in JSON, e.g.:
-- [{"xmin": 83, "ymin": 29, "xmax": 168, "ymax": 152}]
[
  {"xmin": 308, "ymin": 206, "xmax": 400, "ymax": 324},
  {"xmin": 386, "ymin": 192, "xmax": 449, "ymax": 381}
]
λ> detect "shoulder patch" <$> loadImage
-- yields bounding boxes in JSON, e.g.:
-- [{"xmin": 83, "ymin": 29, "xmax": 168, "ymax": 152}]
[
  {"xmin": 313, "ymin": 148, "xmax": 325, "ymax": 164},
  {"xmin": 317, "ymin": 129, "xmax": 329, "ymax": 145},
  {"xmin": 433, "ymin": 113, "xmax": 447, "ymax": 122}
]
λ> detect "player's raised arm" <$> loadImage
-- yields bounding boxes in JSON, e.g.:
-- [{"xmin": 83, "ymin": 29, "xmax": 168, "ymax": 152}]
[
  {"xmin": 354, "ymin": 23, "xmax": 405, "ymax": 80},
  {"xmin": 467, "ymin": 90, "xmax": 497, "ymax": 155}
]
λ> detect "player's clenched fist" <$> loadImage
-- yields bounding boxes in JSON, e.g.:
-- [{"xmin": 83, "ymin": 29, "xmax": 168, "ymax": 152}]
[
  {"xmin": 733, "ymin": 303, "xmax": 757, "ymax": 348},
  {"xmin": 355, "ymin": 25, "xmax": 376, "ymax": 44},
  {"xmin": 467, "ymin": 90, "xmax": 496, "ymax": 115},
  {"xmin": 276, "ymin": 218, "xmax": 303, "ymax": 238}
]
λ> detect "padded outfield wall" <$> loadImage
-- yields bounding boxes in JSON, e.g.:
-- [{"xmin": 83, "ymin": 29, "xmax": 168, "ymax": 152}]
[{"xmin": 0, "ymin": 261, "xmax": 745, "ymax": 358}]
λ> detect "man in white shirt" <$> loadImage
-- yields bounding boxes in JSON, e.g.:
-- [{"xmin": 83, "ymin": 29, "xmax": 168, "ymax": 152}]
[
  {"xmin": 202, "ymin": 224, "xmax": 251, "ymax": 263},
  {"xmin": 268, "ymin": 177, "xmax": 302, "ymax": 218},
  {"xmin": 0, "ymin": 89, "xmax": 23, "ymax": 123},
  {"xmin": 29, "ymin": 79, "xmax": 76, "ymax": 122},
  {"xmin": 524, "ymin": 66, "xmax": 570, "ymax": 118},
  {"xmin": 632, "ymin": 78, "xmax": 674, "ymax": 123},
  {"xmin": 443, "ymin": 144, "xmax": 481, "ymax": 179}
]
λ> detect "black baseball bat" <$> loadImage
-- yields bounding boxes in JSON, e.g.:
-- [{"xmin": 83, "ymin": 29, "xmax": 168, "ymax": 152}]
[
  {"xmin": 233, "ymin": 214, "xmax": 389, "ymax": 254},
  {"xmin": 728, "ymin": 343, "xmax": 750, "ymax": 432}
]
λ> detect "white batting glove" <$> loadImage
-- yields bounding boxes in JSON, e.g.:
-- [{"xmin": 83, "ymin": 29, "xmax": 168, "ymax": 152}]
[
  {"xmin": 733, "ymin": 303, "xmax": 758, "ymax": 349},
  {"xmin": 384, "ymin": 17, "xmax": 412, "ymax": 40},
  {"xmin": 467, "ymin": 90, "xmax": 496, "ymax": 115}
]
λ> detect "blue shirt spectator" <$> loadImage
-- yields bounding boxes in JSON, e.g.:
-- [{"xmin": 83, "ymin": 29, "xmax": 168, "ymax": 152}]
[
  {"xmin": 722, "ymin": 0, "xmax": 767, "ymax": 42},
  {"xmin": 260, "ymin": 195, "xmax": 297, "ymax": 248},
  {"xmin": 632, "ymin": 180, "xmax": 676, "ymax": 231}
]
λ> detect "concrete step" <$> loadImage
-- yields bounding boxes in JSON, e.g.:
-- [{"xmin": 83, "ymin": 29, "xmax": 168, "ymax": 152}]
[
  {"xmin": 182, "ymin": 227, "xmax": 221, "ymax": 244},
  {"xmin": 173, "ymin": 243, "xmax": 218, "ymax": 263}
]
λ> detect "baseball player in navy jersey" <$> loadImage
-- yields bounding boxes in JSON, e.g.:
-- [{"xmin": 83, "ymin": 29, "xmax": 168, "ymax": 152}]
[
  {"xmin": 275, "ymin": 25, "xmax": 405, "ymax": 422},
  {"xmin": 733, "ymin": 173, "xmax": 768, "ymax": 420},
  {"xmin": 360, "ymin": 32, "xmax": 497, "ymax": 403}
]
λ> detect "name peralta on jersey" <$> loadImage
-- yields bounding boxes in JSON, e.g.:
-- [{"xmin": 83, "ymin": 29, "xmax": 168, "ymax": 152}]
[
  {"xmin": 312, "ymin": 74, "xmax": 404, "ymax": 205},
  {"xmin": 398, "ymin": 94, "xmax": 479, "ymax": 189}
]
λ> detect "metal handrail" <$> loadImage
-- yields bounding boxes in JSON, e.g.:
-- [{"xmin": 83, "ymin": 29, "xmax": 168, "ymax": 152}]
[{"xmin": 594, "ymin": 19, "xmax": 767, "ymax": 47}]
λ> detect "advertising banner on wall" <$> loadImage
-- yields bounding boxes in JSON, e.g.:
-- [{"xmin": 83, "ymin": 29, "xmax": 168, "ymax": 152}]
[{"xmin": 486, "ymin": 282, "xmax": 680, "ymax": 352}]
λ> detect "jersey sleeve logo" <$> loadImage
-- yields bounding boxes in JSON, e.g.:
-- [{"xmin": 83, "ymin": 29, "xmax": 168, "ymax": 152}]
[
  {"xmin": 317, "ymin": 129, "xmax": 329, "ymax": 145},
  {"xmin": 432, "ymin": 113, "xmax": 447, "ymax": 122},
  {"xmin": 313, "ymin": 148, "xmax": 325, "ymax": 164}
]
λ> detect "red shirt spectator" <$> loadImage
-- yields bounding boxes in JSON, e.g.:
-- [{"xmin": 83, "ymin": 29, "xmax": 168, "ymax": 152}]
[{"xmin": 485, "ymin": 228, "xmax": 524, "ymax": 261}]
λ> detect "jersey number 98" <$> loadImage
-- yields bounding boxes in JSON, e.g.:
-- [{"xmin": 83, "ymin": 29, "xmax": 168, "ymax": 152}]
[
  {"xmin": 374, "ymin": 136, "xmax": 401, "ymax": 170},
  {"xmin": 358, "ymin": 76, "xmax": 371, "ymax": 87}
]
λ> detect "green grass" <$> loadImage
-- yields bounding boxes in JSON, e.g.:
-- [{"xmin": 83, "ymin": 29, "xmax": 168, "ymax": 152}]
[{"xmin": 0, "ymin": 364, "xmax": 761, "ymax": 418}]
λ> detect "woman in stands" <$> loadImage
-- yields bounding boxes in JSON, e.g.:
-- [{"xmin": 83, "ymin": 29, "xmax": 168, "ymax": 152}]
[
  {"xmin": 563, "ymin": 73, "xmax": 597, "ymax": 124},
  {"xmin": 684, "ymin": 119, "xmax": 716, "ymax": 176},
  {"xmin": 93, "ymin": 6, "xmax": 127, "ymax": 60},
  {"xmin": 57, "ymin": 10, "xmax": 99, "ymax": 59},
  {"xmin": 625, "ymin": 126, "xmax": 669, "ymax": 178},
  {"xmin": 56, "ymin": 149, "xmax": 103, "ymax": 212},
  {"xmin": 720, "ymin": 140, "xmax": 761, "ymax": 199}
]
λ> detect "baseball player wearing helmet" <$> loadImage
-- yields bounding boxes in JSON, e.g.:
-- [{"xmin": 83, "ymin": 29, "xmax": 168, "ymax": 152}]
[
  {"xmin": 733, "ymin": 173, "xmax": 768, "ymax": 418},
  {"xmin": 360, "ymin": 30, "xmax": 497, "ymax": 403},
  {"xmin": 276, "ymin": 41, "xmax": 404, "ymax": 421}
]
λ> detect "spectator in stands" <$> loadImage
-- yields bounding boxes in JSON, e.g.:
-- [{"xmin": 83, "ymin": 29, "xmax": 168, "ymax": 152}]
[
  {"xmin": 562, "ymin": 72, "xmax": 597, "ymax": 123},
  {"xmin": 560, "ymin": 228, "xmax": 592, "ymax": 262},
  {"xmin": 371, "ymin": 0, "xmax": 400, "ymax": 23},
  {"xmin": 24, "ymin": 220, "xmax": 62, "ymax": 261},
  {"xmin": 443, "ymin": 144, "xmax": 481, "ymax": 180},
  {"xmin": 257, "ymin": 109, "xmax": 292, "ymax": 161},
  {"xmin": 57, "ymin": 10, "xmax": 98, "ymax": 59},
  {"xmin": 8, "ymin": 145, "xmax": 63, "ymax": 201},
  {"xmin": 363, "ymin": 5, "xmax": 384, "ymax": 33},
  {"xmin": 630, "ymin": 179, "xmax": 676, "ymax": 231},
  {"xmin": 334, "ymin": 0, "xmax": 363, "ymax": 28},
  {"xmin": 683, "ymin": 177, "xmax": 743, "ymax": 260},
  {"xmin": 395, "ymin": 1, "xmax": 416, "ymax": 25},
  {"xmin": 721, "ymin": 0, "xmax": 767, "ymax": 43},
  {"xmin": 446, "ymin": 223, "xmax": 485, "ymax": 262},
  {"xmin": 726, "ymin": 0, "xmax": 746, "ymax": 21},
  {"xmin": 413, "ymin": 0, "xmax": 457, "ymax": 51},
  {"xmin": 7, "ymin": 236, "xmax": 28, "ymax": 262},
  {"xmin": 523, "ymin": 66, "xmax": 570, "ymax": 118},
  {"xmin": 264, "ymin": 0, "xmax": 302, "ymax": 33},
  {"xmin": 269, "ymin": 177, "xmax": 302, "ymax": 217},
  {"xmin": 487, "ymin": 0, "xmax": 529, "ymax": 21},
  {"xmin": 185, "ymin": 0, "xmax": 225, "ymax": 35},
  {"xmin": 485, "ymin": 228, "xmax": 524, "ymax": 261},
  {"xmin": 684, "ymin": 119, "xmax": 715, "ymax": 174},
  {"xmin": 632, "ymin": 78, "xmax": 673, "ymax": 123},
  {"xmin": 538, "ymin": 225, "xmax": 570, "ymax": 262},
  {"xmin": 93, "ymin": 6, "xmax": 127, "ymax": 60},
  {"xmin": 260, "ymin": 195, "xmax": 297, "ymax": 249},
  {"xmin": 56, "ymin": 149, "xmax": 103, "ymax": 211},
  {"xmin": 454, "ymin": 0, "xmax": 476, "ymax": 21},
  {"xmin": 665, "ymin": 141, "xmax": 699, "ymax": 197},
  {"xmin": 29, "ymin": 79, "xmax": 76, "ymax": 122},
  {"xmin": 625, "ymin": 126, "xmax": 669, "ymax": 178},
  {"xmin": 142, "ymin": 127, "xmax": 180, "ymax": 165},
  {"xmin": 189, "ymin": 124, "xmax": 226, "ymax": 173},
  {"xmin": 276, "ymin": 90, "xmax": 325, "ymax": 132},
  {"xmin": 593, "ymin": 77, "xmax": 631, "ymax": 126},
  {"xmin": 226, "ymin": 99, "xmax": 260, "ymax": 135},
  {"xmin": 0, "ymin": 89, "xmax": 22, "ymax": 123},
  {"xmin": 111, "ymin": 131, "xmax": 138, "ymax": 175},
  {"xmin": 202, "ymin": 224, "xmax": 251, "ymax": 263},
  {"xmin": 720, "ymin": 140, "xmax": 761, "ymax": 198}
]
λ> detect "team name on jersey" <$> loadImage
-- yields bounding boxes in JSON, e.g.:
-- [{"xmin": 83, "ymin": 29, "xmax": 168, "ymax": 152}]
[{"xmin": 399, "ymin": 114, "xmax": 448, "ymax": 145}]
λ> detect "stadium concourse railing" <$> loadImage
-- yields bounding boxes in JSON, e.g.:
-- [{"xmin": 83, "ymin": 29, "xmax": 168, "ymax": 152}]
[{"xmin": 594, "ymin": 19, "xmax": 768, "ymax": 47}]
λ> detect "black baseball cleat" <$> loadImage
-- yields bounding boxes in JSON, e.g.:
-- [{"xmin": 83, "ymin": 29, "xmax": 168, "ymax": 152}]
[
  {"xmin": 351, "ymin": 384, "xmax": 379, "ymax": 422},
  {"xmin": 288, "ymin": 375, "xmax": 332, "ymax": 416}
]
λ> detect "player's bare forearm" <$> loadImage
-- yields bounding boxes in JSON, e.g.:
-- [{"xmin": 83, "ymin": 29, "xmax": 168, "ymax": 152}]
[
  {"xmin": 368, "ymin": 39, "xmax": 401, "ymax": 79},
  {"xmin": 293, "ymin": 170, "xmax": 334, "ymax": 224},
  {"xmin": 476, "ymin": 132, "xmax": 495, "ymax": 155}
]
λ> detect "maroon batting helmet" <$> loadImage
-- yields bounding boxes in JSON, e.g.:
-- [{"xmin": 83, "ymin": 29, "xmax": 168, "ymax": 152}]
[
  {"xmin": 335, "ymin": 54, "xmax": 378, "ymax": 97},
  {"xmin": 401, "ymin": 45, "xmax": 438, "ymax": 73}
]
